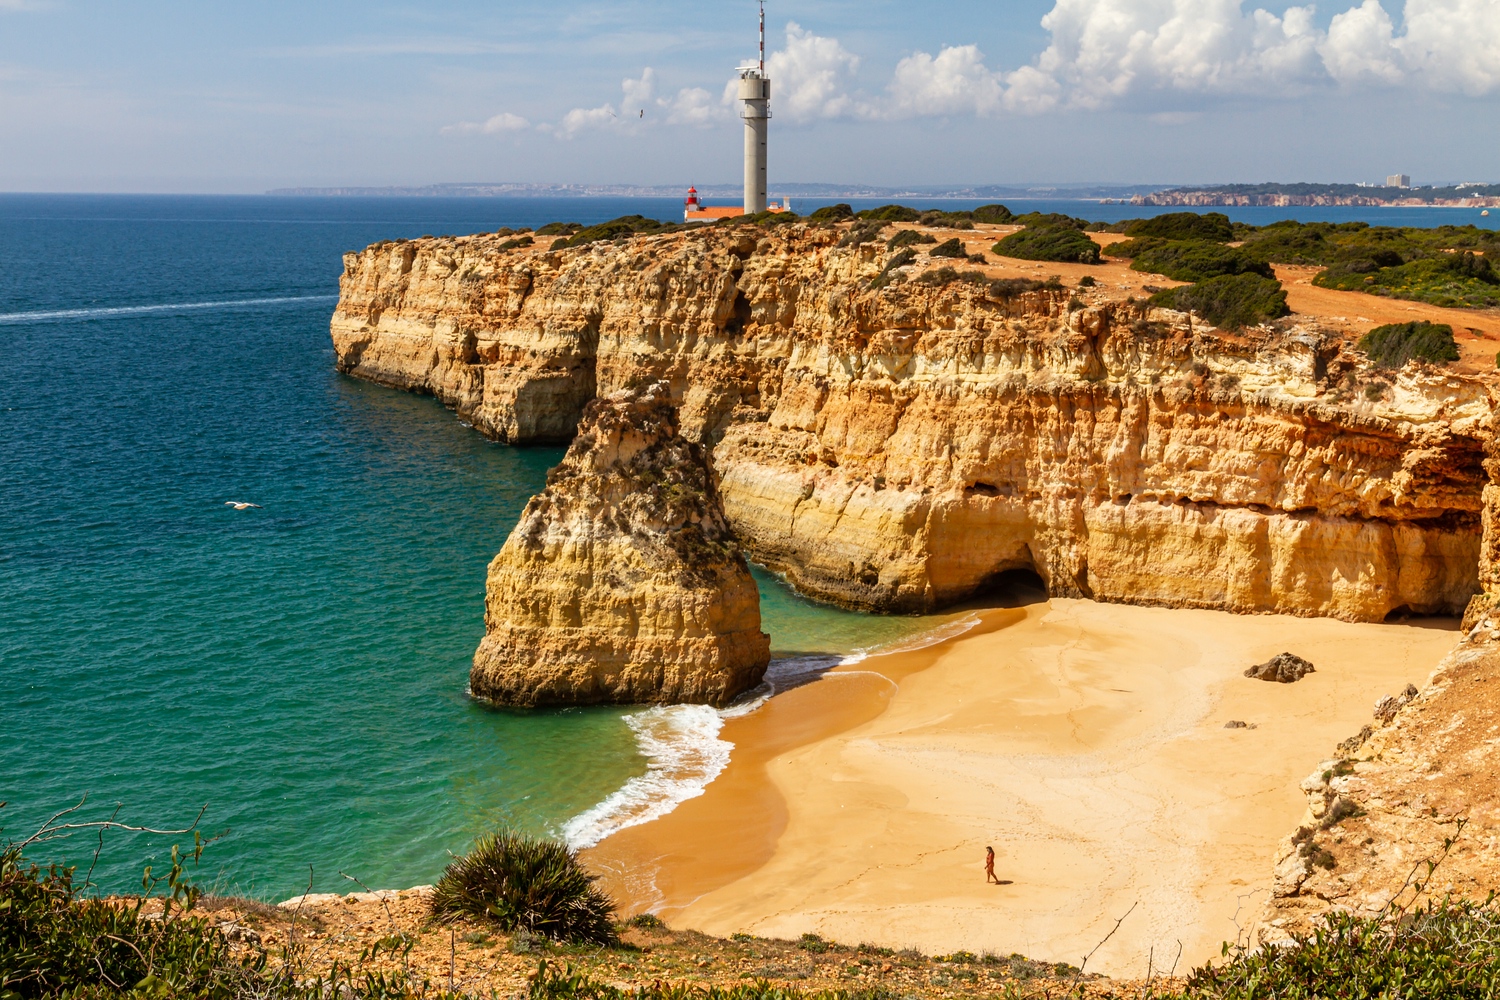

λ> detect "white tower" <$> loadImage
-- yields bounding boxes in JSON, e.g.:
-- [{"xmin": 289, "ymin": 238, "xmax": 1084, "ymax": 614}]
[{"xmin": 737, "ymin": 3, "xmax": 770, "ymax": 215}]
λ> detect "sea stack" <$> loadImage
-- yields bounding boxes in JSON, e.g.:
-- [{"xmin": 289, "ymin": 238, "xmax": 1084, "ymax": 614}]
[{"xmin": 471, "ymin": 384, "xmax": 770, "ymax": 707}]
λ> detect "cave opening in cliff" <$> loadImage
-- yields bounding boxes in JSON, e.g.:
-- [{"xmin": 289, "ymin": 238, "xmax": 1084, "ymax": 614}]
[
  {"xmin": 723, "ymin": 291, "xmax": 753, "ymax": 337},
  {"xmin": 973, "ymin": 568, "xmax": 1048, "ymax": 609}
]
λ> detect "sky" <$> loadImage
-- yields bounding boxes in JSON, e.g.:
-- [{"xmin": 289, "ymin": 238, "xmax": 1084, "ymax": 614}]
[{"xmin": 1, "ymin": 0, "xmax": 1498, "ymax": 193}]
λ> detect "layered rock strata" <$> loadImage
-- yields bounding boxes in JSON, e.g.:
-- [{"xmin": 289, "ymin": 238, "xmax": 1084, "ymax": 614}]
[
  {"xmin": 332, "ymin": 224, "xmax": 1491, "ymax": 622},
  {"xmin": 470, "ymin": 386, "xmax": 769, "ymax": 707}
]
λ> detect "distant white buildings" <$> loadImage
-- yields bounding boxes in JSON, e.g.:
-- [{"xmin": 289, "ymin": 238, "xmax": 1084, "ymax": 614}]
[{"xmin": 1386, "ymin": 173, "xmax": 1412, "ymax": 189}]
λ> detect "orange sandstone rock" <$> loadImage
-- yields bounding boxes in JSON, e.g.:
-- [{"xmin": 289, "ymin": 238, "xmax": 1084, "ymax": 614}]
[{"xmin": 470, "ymin": 385, "xmax": 769, "ymax": 706}]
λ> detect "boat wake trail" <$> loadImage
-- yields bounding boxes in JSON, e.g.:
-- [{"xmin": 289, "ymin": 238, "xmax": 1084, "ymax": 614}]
[{"xmin": 0, "ymin": 294, "xmax": 338, "ymax": 326}]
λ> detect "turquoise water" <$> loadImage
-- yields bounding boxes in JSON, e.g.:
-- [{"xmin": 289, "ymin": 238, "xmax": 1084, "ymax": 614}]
[
  {"xmin": 6, "ymin": 193, "xmax": 1486, "ymax": 901},
  {"xmin": 0, "ymin": 195, "xmax": 949, "ymax": 900}
]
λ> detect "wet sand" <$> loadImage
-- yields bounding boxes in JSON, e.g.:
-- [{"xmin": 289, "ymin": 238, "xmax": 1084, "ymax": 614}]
[{"xmin": 588, "ymin": 599, "xmax": 1458, "ymax": 976}]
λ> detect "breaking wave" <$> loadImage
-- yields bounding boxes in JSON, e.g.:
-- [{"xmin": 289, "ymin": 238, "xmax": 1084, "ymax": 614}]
[{"xmin": 561, "ymin": 612, "xmax": 986, "ymax": 850}]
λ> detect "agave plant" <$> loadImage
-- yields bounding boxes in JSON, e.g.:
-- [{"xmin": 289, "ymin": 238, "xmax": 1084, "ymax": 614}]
[{"xmin": 430, "ymin": 830, "xmax": 617, "ymax": 945}]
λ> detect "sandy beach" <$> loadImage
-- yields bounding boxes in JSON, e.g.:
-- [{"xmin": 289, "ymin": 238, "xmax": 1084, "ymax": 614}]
[{"xmin": 589, "ymin": 598, "xmax": 1458, "ymax": 977}]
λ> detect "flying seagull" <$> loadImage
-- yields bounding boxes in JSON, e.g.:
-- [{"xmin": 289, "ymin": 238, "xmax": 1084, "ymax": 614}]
[{"xmin": 224, "ymin": 501, "xmax": 262, "ymax": 510}]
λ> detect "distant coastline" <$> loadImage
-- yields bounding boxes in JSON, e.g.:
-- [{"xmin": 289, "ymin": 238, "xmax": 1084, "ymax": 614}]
[
  {"xmin": 263, "ymin": 181, "xmax": 1170, "ymax": 200},
  {"xmin": 1130, "ymin": 182, "xmax": 1500, "ymax": 209},
  {"xmin": 266, "ymin": 180, "xmax": 1500, "ymax": 208}
]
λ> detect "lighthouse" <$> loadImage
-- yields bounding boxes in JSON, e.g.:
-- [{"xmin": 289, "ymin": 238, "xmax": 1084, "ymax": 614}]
[{"xmin": 738, "ymin": 2, "xmax": 771, "ymax": 214}]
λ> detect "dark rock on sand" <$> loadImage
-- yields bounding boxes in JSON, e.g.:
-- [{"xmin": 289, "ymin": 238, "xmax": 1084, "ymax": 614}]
[{"xmin": 1245, "ymin": 652, "xmax": 1316, "ymax": 683}]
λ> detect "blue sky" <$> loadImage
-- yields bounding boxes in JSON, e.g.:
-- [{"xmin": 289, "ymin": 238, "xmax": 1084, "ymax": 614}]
[{"xmin": 2, "ymin": 1, "xmax": 1497, "ymax": 192}]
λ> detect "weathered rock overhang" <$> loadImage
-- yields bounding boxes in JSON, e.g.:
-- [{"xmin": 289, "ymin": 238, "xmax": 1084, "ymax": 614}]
[{"xmin": 331, "ymin": 225, "xmax": 1494, "ymax": 622}]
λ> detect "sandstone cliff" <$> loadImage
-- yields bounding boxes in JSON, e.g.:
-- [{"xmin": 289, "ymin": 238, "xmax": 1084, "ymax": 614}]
[
  {"xmin": 470, "ymin": 385, "xmax": 769, "ymax": 707},
  {"xmin": 332, "ymin": 224, "xmax": 1490, "ymax": 622}
]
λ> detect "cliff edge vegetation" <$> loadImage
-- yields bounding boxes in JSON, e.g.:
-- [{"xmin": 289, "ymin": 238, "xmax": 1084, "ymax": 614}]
[{"xmin": 332, "ymin": 216, "xmax": 1490, "ymax": 623}]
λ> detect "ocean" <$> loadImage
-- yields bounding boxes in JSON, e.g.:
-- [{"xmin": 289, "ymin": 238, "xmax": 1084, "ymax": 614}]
[{"xmin": 2, "ymin": 193, "xmax": 1492, "ymax": 901}]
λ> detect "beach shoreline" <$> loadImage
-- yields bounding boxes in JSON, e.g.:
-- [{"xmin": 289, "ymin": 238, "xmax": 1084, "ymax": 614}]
[{"xmin": 586, "ymin": 598, "xmax": 1458, "ymax": 976}]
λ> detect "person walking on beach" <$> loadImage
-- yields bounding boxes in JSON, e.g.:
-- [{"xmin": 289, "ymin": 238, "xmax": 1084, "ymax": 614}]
[{"xmin": 985, "ymin": 846, "xmax": 1001, "ymax": 884}]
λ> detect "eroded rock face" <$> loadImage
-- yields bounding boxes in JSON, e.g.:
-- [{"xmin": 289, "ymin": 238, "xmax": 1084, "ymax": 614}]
[
  {"xmin": 1246, "ymin": 652, "xmax": 1317, "ymax": 683},
  {"xmin": 470, "ymin": 386, "xmax": 769, "ymax": 707},
  {"xmin": 333, "ymin": 225, "xmax": 1491, "ymax": 622}
]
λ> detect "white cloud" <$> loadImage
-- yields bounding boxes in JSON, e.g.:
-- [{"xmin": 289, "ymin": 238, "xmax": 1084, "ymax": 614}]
[
  {"xmin": 554, "ymin": 103, "xmax": 618, "ymax": 137},
  {"xmin": 440, "ymin": 111, "xmax": 530, "ymax": 136},
  {"xmin": 660, "ymin": 86, "xmax": 716, "ymax": 126},
  {"xmin": 886, "ymin": 45, "xmax": 1004, "ymax": 117},
  {"xmin": 1399, "ymin": 0, "xmax": 1500, "ymax": 94},
  {"xmin": 621, "ymin": 67, "xmax": 655, "ymax": 112},
  {"xmin": 762, "ymin": 21, "xmax": 860, "ymax": 121},
  {"xmin": 998, "ymin": 0, "xmax": 1500, "ymax": 112},
  {"xmin": 1322, "ymin": 0, "xmax": 1403, "ymax": 84}
]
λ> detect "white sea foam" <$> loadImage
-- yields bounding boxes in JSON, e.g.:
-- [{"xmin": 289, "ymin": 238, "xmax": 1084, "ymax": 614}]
[
  {"xmin": 562, "ymin": 613, "xmax": 990, "ymax": 848},
  {"xmin": 560, "ymin": 704, "xmax": 731, "ymax": 849},
  {"xmin": 0, "ymin": 294, "xmax": 338, "ymax": 325}
]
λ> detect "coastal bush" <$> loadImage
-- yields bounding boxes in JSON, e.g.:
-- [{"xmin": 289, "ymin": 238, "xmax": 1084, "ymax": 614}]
[
  {"xmin": 808, "ymin": 203, "xmax": 854, "ymax": 222},
  {"xmin": 1358, "ymin": 321, "xmax": 1460, "ymax": 368},
  {"xmin": 498, "ymin": 236, "xmax": 534, "ymax": 251},
  {"xmin": 1012, "ymin": 211, "xmax": 1089, "ymax": 231},
  {"xmin": 868, "ymin": 248, "xmax": 916, "ymax": 289},
  {"xmin": 529, "ymin": 960, "xmax": 859, "ymax": 1000},
  {"xmin": 1101, "ymin": 236, "xmax": 1164, "ymax": 259},
  {"xmin": 1148, "ymin": 274, "xmax": 1290, "ymax": 329},
  {"xmin": 0, "ymin": 839, "xmax": 263, "ymax": 999},
  {"xmin": 838, "ymin": 222, "xmax": 885, "ymax": 248},
  {"xmin": 1129, "ymin": 240, "xmax": 1275, "ymax": 283},
  {"xmin": 992, "ymin": 226, "xmax": 1101, "ymax": 264},
  {"xmin": 431, "ymin": 830, "xmax": 617, "ymax": 945},
  {"xmin": 555, "ymin": 215, "xmax": 676, "ymax": 249},
  {"xmin": 1316, "ymin": 252, "xmax": 1500, "ymax": 308},
  {"xmin": 972, "ymin": 203, "xmax": 1014, "ymax": 224},
  {"xmin": 986, "ymin": 277, "xmax": 1045, "ymax": 300},
  {"xmin": 856, "ymin": 204, "xmax": 921, "ymax": 223},
  {"xmin": 536, "ymin": 222, "xmax": 582, "ymax": 236},
  {"xmin": 1120, "ymin": 212, "xmax": 1234, "ymax": 242},
  {"xmin": 1077, "ymin": 275, "xmax": 1097, "ymax": 287},
  {"xmin": 1176, "ymin": 899, "xmax": 1500, "ymax": 1000},
  {"xmin": 886, "ymin": 229, "xmax": 936, "ymax": 251},
  {"xmin": 927, "ymin": 238, "xmax": 966, "ymax": 258}
]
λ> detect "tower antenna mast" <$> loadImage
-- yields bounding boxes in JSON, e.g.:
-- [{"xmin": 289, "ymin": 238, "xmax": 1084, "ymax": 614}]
[{"xmin": 759, "ymin": 0, "xmax": 765, "ymax": 73}]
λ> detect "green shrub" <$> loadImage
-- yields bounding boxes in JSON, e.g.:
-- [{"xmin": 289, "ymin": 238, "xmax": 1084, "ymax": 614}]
[
  {"xmin": 1178, "ymin": 900, "xmax": 1500, "ymax": 1000},
  {"xmin": 431, "ymin": 830, "xmax": 617, "ymax": 945},
  {"xmin": 869, "ymin": 248, "xmax": 916, "ymax": 289},
  {"xmin": 536, "ymin": 222, "xmax": 582, "ymax": 236},
  {"xmin": 987, "ymin": 277, "xmax": 1045, "ymax": 300},
  {"xmin": 808, "ymin": 203, "xmax": 853, "ymax": 222},
  {"xmin": 838, "ymin": 222, "xmax": 885, "ymax": 248},
  {"xmin": 1130, "ymin": 240, "xmax": 1275, "ymax": 282},
  {"xmin": 498, "ymin": 236, "xmax": 534, "ymax": 251},
  {"xmin": 530, "ymin": 960, "xmax": 841, "ymax": 1000},
  {"xmin": 856, "ymin": 204, "xmax": 921, "ymax": 222},
  {"xmin": 555, "ymin": 215, "xmax": 675, "ymax": 248},
  {"xmin": 1012, "ymin": 211, "xmax": 1089, "ymax": 230},
  {"xmin": 1077, "ymin": 275, "xmax": 1097, "ymax": 287},
  {"xmin": 886, "ymin": 229, "xmax": 936, "ymax": 251},
  {"xmin": 927, "ymin": 238, "xmax": 966, "ymax": 258},
  {"xmin": 627, "ymin": 912, "xmax": 667, "ymax": 930},
  {"xmin": 1317, "ymin": 252, "xmax": 1500, "ymax": 308},
  {"xmin": 0, "ymin": 842, "xmax": 263, "ymax": 999},
  {"xmin": 1358, "ymin": 321, "xmax": 1460, "ymax": 368},
  {"xmin": 1101, "ymin": 236, "xmax": 1164, "ymax": 259},
  {"xmin": 1122, "ymin": 212, "xmax": 1234, "ymax": 242},
  {"xmin": 992, "ymin": 226, "xmax": 1101, "ymax": 264},
  {"xmin": 1149, "ymin": 273, "xmax": 1289, "ymax": 329},
  {"xmin": 972, "ymin": 203, "xmax": 1014, "ymax": 224},
  {"xmin": 798, "ymin": 933, "xmax": 830, "ymax": 954}
]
